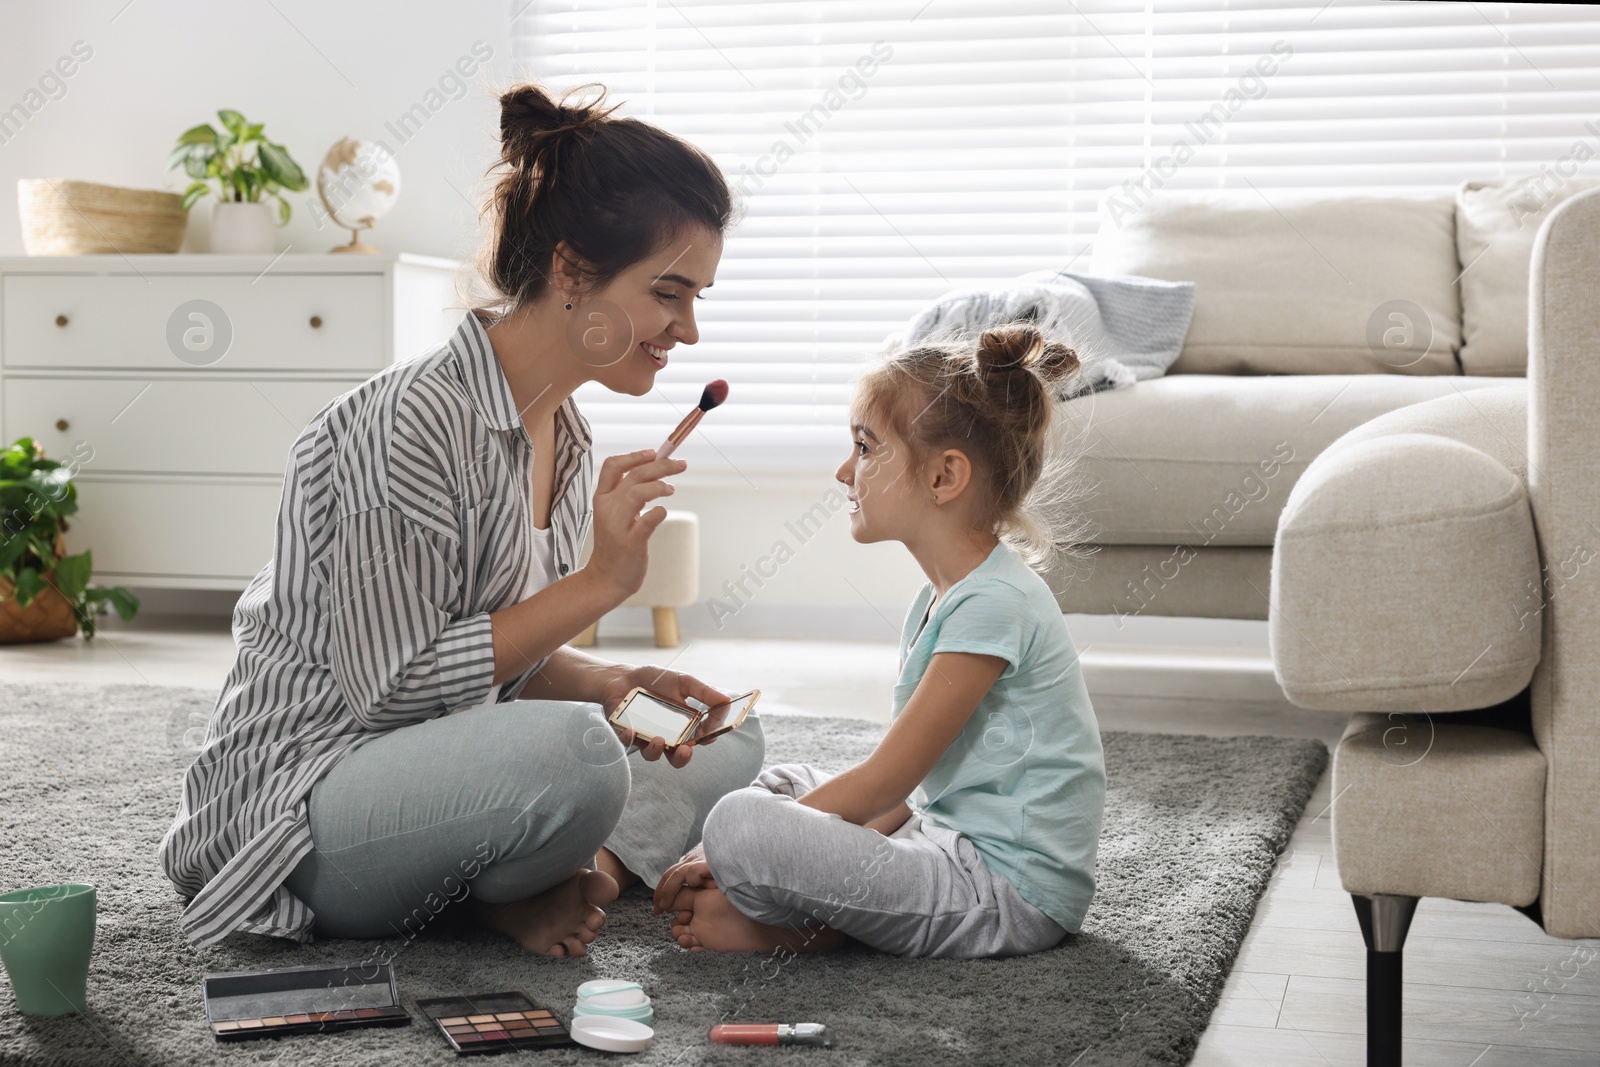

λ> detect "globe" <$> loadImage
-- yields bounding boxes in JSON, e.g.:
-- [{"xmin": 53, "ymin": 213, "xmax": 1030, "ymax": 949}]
[{"xmin": 315, "ymin": 137, "xmax": 400, "ymax": 254}]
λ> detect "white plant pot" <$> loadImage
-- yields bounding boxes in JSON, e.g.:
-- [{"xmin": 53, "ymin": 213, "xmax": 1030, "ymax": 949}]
[{"xmin": 209, "ymin": 200, "xmax": 276, "ymax": 254}]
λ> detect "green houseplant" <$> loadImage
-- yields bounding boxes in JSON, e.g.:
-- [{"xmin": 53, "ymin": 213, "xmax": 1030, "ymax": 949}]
[
  {"xmin": 167, "ymin": 109, "xmax": 309, "ymax": 224},
  {"xmin": 0, "ymin": 437, "xmax": 139, "ymax": 641}
]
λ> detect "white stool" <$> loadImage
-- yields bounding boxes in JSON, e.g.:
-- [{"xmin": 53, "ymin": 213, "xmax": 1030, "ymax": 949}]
[{"xmin": 573, "ymin": 509, "xmax": 698, "ymax": 648}]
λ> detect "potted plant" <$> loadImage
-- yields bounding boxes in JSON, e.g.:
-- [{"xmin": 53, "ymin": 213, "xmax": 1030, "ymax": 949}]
[
  {"xmin": 0, "ymin": 437, "xmax": 139, "ymax": 642},
  {"xmin": 167, "ymin": 109, "xmax": 309, "ymax": 254}
]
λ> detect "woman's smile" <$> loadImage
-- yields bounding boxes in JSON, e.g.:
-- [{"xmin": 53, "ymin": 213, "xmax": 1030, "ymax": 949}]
[{"xmin": 642, "ymin": 341, "xmax": 669, "ymax": 368}]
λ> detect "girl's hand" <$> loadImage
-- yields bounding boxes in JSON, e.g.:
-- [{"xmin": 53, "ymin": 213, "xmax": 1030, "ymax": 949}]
[
  {"xmin": 598, "ymin": 665, "xmax": 730, "ymax": 769},
  {"xmin": 586, "ymin": 449, "xmax": 688, "ymax": 602},
  {"xmin": 652, "ymin": 844, "xmax": 712, "ymax": 914}
]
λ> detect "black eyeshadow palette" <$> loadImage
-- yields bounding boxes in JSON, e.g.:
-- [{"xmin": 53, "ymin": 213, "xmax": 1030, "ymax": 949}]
[
  {"xmin": 202, "ymin": 961, "xmax": 411, "ymax": 1040},
  {"xmin": 415, "ymin": 990, "xmax": 577, "ymax": 1054}
]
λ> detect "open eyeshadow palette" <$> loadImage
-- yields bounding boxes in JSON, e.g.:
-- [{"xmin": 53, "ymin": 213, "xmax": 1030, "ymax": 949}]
[
  {"xmin": 202, "ymin": 961, "xmax": 410, "ymax": 1040},
  {"xmin": 415, "ymin": 990, "xmax": 577, "ymax": 1053}
]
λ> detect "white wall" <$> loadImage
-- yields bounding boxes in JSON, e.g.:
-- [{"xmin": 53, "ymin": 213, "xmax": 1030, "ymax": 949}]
[
  {"xmin": 0, "ymin": 1, "xmax": 939, "ymax": 635},
  {"xmin": 2, "ymin": 3, "xmax": 1253, "ymax": 651},
  {"xmin": 645, "ymin": 472, "xmax": 929, "ymax": 640},
  {"xmin": 0, "ymin": 1, "xmax": 510, "ymax": 261}
]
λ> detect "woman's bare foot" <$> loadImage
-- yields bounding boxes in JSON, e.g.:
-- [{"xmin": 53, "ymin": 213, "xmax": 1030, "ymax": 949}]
[
  {"xmin": 669, "ymin": 883, "xmax": 842, "ymax": 954},
  {"xmin": 477, "ymin": 868, "xmax": 619, "ymax": 957},
  {"xmin": 595, "ymin": 846, "xmax": 640, "ymax": 893}
]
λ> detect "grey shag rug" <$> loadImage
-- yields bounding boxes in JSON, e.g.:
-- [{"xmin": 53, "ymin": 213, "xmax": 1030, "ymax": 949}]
[{"xmin": 0, "ymin": 682, "xmax": 1326, "ymax": 1066}]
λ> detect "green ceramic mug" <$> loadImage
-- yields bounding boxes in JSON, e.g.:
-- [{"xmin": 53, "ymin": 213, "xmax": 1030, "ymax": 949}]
[{"xmin": 0, "ymin": 883, "xmax": 96, "ymax": 1016}]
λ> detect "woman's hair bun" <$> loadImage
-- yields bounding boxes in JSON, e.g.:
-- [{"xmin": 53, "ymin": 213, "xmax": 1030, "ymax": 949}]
[
  {"xmin": 974, "ymin": 323, "xmax": 1080, "ymax": 386},
  {"xmin": 498, "ymin": 82, "xmax": 620, "ymax": 174}
]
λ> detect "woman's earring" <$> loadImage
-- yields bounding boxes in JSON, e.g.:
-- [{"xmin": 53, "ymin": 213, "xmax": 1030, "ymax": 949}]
[{"xmin": 563, "ymin": 301, "xmax": 573, "ymax": 311}]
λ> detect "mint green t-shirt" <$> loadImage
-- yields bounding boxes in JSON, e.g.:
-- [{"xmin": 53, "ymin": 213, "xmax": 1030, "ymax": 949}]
[{"xmin": 893, "ymin": 539, "xmax": 1106, "ymax": 933}]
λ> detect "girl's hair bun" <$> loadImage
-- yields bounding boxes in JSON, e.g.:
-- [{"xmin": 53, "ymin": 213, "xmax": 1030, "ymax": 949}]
[{"xmin": 974, "ymin": 323, "xmax": 1080, "ymax": 386}]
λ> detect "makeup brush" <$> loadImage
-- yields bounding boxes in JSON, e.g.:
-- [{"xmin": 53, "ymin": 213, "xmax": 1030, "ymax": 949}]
[{"xmin": 656, "ymin": 379, "xmax": 729, "ymax": 462}]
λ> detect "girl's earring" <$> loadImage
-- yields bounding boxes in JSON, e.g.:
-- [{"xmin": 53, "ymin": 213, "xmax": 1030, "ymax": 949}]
[{"xmin": 563, "ymin": 300, "xmax": 573, "ymax": 311}]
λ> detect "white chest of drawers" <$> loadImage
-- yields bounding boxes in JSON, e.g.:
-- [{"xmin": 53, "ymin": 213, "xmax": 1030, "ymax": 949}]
[{"xmin": 0, "ymin": 252, "xmax": 462, "ymax": 590}]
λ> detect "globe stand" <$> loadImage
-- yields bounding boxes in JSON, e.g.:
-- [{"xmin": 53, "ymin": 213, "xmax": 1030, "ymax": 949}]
[
  {"xmin": 315, "ymin": 137, "xmax": 399, "ymax": 255},
  {"xmin": 330, "ymin": 228, "xmax": 381, "ymax": 255}
]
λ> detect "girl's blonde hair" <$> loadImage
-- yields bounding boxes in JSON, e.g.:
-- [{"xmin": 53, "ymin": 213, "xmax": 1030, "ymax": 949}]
[{"xmin": 853, "ymin": 321, "xmax": 1097, "ymax": 569}]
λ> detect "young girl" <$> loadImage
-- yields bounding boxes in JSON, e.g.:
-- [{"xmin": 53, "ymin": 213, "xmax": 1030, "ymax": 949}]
[{"xmin": 651, "ymin": 323, "xmax": 1106, "ymax": 959}]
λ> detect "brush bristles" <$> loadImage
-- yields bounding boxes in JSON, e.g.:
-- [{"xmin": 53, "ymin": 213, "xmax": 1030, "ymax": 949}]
[{"xmin": 699, "ymin": 379, "xmax": 730, "ymax": 411}]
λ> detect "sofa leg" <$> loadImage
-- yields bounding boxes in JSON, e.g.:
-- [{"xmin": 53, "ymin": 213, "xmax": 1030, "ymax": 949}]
[{"xmin": 1351, "ymin": 893, "xmax": 1418, "ymax": 1067}]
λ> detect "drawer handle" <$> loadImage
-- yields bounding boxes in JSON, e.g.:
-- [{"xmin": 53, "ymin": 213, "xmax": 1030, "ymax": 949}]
[
  {"xmin": 55, "ymin": 418, "xmax": 69, "ymax": 432},
  {"xmin": 309, "ymin": 315, "xmax": 323, "ymax": 329},
  {"xmin": 55, "ymin": 314, "xmax": 68, "ymax": 327}
]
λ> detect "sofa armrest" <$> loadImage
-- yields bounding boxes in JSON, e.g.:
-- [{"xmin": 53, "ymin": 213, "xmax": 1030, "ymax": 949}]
[
  {"xmin": 1271, "ymin": 428, "xmax": 1540, "ymax": 713},
  {"xmin": 1527, "ymin": 185, "xmax": 1600, "ymax": 937},
  {"xmin": 1333, "ymin": 714, "xmax": 1545, "ymax": 907}
]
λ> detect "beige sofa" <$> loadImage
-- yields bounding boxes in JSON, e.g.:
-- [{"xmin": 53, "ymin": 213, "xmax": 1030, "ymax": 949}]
[
  {"xmin": 1032, "ymin": 178, "xmax": 1600, "ymax": 1064},
  {"xmin": 1040, "ymin": 177, "xmax": 1600, "ymax": 622},
  {"xmin": 1266, "ymin": 184, "xmax": 1600, "ymax": 1066}
]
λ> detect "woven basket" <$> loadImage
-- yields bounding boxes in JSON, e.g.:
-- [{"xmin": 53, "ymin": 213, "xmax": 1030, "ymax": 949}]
[
  {"xmin": 18, "ymin": 178, "xmax": 188, "ymax": 255},
  {"xmin": 0, "ymin": 580, "xmax": 79, "ymax": 644},
  {"xmin": 0, "ymin": 531, "xmax": 79, "ymax": 644}
]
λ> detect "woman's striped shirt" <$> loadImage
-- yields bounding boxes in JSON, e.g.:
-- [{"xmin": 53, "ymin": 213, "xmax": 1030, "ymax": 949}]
[{"xmin": 158, "ymin": 308, "xmax": 595, "ymax": 948}]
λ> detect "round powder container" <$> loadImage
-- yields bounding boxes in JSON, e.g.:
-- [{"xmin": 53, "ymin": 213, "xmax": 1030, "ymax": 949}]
[{"xmin": 573, "ymin": 980, "xmax": 654, "ymax": 1026}]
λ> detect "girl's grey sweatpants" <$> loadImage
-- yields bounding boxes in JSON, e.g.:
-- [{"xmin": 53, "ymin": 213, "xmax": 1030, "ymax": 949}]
[
  {"xmin": 282, "ymin": 699, "xmax": 765, "ymax": 938},
  {"xmin": 700, "ymin": 763, "xmax": 1067, "ymax": 959}
]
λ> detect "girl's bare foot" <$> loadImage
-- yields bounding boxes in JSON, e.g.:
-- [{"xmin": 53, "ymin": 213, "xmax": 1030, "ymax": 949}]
[
  {"xmin": 669, "ymin": 883, "xmax": 842, "ymax": 954},
  {"xmin": 478, "ymin": 868, "xmax": 619, "ymax": 957}
]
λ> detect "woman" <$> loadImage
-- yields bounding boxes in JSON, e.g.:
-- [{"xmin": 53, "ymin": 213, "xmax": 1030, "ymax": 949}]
[{"xmin": 158, "ymin": 81, "xmax": 763, "ymax": 958}]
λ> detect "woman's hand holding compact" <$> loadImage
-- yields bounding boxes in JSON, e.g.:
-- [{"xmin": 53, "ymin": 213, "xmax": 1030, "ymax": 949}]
[{"xmin": 599, "ymin": 663, "xmax": 729, "ymax": 768}]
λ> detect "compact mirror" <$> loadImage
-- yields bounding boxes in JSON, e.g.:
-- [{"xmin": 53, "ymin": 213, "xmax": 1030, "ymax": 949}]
[{"xmin": 608, "ymin": 688, "xmax": 760, "ymax": 747}]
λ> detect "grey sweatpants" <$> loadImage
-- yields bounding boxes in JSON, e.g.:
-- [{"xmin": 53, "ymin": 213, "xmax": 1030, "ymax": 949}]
[
  {"xmin": 283, "ymin": 699, "xmax": 765, "ymax": 938},
  {"xmin": 700, "ymin": 763, "xmax": 1066, "ymax": 959}
]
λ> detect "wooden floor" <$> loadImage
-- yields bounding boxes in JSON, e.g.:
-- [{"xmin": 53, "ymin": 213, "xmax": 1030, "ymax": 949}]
[
  {"xmin": 1197, "ymin": 772, "xmax": 1600, "ymax": 1066},
  {"xmin": 6, "ymin": 616, "xmax": 1597, "ymax": 1065}
]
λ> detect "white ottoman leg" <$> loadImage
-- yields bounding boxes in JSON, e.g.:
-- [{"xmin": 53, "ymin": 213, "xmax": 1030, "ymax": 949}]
[
  {"xmin": 574, "ymin": 509, "xmax": 698, "ymax": 650},
  {"xmin": 652, "ymin": 607, "xmax": 679, "ymax": 647}
]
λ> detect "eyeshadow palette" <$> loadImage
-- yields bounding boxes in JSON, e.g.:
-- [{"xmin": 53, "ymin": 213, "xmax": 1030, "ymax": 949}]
[
  {"xmin": 415, "ymin": 990, "xmax": 577, "ymax": 1054},
  {"xmin": 202, "ymin": 961, "xmax": 410, "ymax": 1041}
]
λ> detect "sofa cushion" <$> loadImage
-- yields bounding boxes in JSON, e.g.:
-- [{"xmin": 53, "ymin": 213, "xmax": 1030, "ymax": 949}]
[
  {"xmin": 1040, "ymin": 543, "xmax": 1273, "ymax": 621},
  {"xmin": 1333, "ymin": 716, "xmax": 1545, "ymax": 907},
  {"xmin": 1271, "ymin": 385, "xmax": 1540, "ymax": 713},
  {"xmin": 1330, "ymin": 381, "xmax": 1530, "ymax": 482},
  {"xmin": 1051, "ymin": 374, "xmax": 1521, "ymax": 547},
  {"xmin": 1089, "ymin": 189, "xmax": 1461, "ymax": 375},
  {"xmin": 1456, "ymin": 176, "xmax": 1600, "ymax": 376}
]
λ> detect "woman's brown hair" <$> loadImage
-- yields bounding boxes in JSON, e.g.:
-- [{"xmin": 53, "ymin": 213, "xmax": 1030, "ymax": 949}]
[
  {"xmin": 852, "ymin": 322, "xmax": 1096, "ymax": 568},
  {"xmin": 468, "ymin": 81, "xmax": 738, "ymax": 317}
]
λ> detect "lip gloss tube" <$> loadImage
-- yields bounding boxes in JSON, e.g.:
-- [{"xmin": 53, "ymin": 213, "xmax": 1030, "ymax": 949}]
[{"xmin": 708, "ymin": 1022, "xmax": 832, "ymax": 1048}]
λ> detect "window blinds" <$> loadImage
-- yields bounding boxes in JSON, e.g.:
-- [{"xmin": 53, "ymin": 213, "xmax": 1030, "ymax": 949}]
[{"xmin": 512, "ymin": 0, "xmax": 1600, "ymax": 473}]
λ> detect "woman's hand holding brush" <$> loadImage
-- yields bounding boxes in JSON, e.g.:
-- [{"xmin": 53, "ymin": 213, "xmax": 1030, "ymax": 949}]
[
  {"xmin": 490, "ymin": 449, "xmax": 678, "ymax": 704},
  {"xmin": 585, "ymin": 449, "xmax": 685, "ymax": 603},
  {"xmin": 582, "ymin": 380, "xmax": 729, "ymax": 604},
  {"xmin": 497, "ymin": 384, "xmax": 729, "ymax": 721}
]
